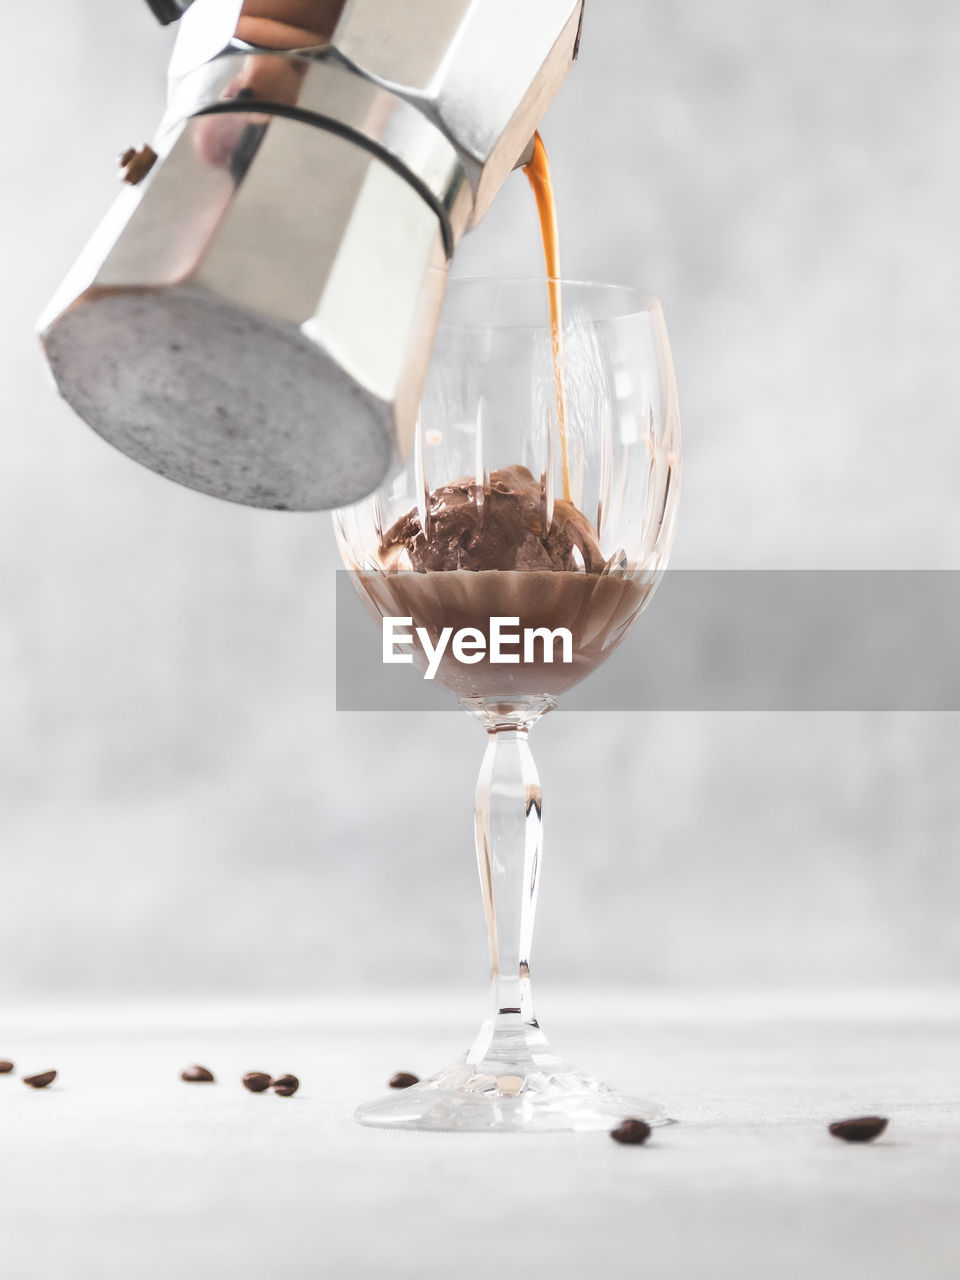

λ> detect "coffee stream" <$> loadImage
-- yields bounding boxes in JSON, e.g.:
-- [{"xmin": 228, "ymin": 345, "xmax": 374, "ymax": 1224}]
[{"xmin": 523, "ymin": 132, "xmax": 572, "ymax": 504}]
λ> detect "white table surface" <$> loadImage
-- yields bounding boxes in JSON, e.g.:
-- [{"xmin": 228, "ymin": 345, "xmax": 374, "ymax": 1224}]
[{"xmin": 2, "ymin": 990, "xmax": 958, "ymax": 1280}]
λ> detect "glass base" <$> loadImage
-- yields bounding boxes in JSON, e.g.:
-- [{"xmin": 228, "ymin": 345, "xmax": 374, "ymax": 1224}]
[{"xmin": 356, "ymin": 1025, "xmax": 665, "ymax": 1132}]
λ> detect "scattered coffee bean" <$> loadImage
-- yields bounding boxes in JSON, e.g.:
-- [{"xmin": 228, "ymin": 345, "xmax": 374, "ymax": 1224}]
[
  {"xmin": 242, "ymin": 1071, "xmax": 272, "ymax": 1093},
  {"xmin": 180, "ymin": 1065, "xmax": 215, "ymax": 1083},
  {"xmin": 828, "ymin": 1116, "xmax": 888, "ymax": 1143},
  {"xmin": 23, "ymin": 1070, "xmax": 57, "ymax": 1089},
  {"xmin": 610, "ymin": 1118, "xmax": 652, "ymax": 1145},
  {"xmin": 0, "ymin": 1060, "xmax": 14, "ymax": 1074},
  {"xmin": 389, "ymin": 1072, "xmax": 419, "ymax": 1089},
  {"xmin": 271, "ymin": 1074, "xmax": 300, "ymax": 1097}
]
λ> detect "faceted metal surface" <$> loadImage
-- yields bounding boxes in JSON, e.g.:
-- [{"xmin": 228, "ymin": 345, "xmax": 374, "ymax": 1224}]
[
  {"xmin": 169, "ymin": 52, "xmax": 474, "ymax": 247},
  {"xmin": 40, "ymin": 114, "xmax": 447, "ymax": 510},
  {"xmin": 329, "ymin": 0, "xmax": 584, "ymax": 225},
  {"xmin": 39, "ymin": 0, "xmax": 583, "ymax": 509}
]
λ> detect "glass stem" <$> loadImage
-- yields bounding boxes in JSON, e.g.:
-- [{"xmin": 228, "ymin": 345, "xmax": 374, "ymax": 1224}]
[{"xmin": 468, "ymin": 724, "xmax": 546, "ymax": 1066}]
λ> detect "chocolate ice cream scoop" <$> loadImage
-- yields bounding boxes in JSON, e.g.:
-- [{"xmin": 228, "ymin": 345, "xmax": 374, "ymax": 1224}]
[{"xmin": 380, "ymin": 465, "xmax": 605, "ymax": 573}]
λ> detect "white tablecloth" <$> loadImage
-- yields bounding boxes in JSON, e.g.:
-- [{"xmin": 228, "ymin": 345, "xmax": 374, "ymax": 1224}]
[{"xmin": 2, "ymin": 990, "xmax": 958, "ymax": 1279}]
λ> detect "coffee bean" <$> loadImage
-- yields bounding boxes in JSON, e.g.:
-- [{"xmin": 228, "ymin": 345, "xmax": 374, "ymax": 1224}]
[
  {"xmin": 242, "ymin": 1071, "xmax": 272, "ymax": 1093},
  {"xmin": 828, "ymin": 1116, "xmax": 888, "ymax": 1143},
  {"xmin": 23, "ymin": 1070, "xmax": 57, "ymax": 1089},
  {"xmin": 271, "ymin": 1074, "xmax": 299, "ymax": 1096},
  {"xmin": 180, "ymin": 1065, "xmax": 215, "ymax": 1083},
  {"xmin": 610, "ymin": 1118, "xmax": 652, "ymax": 1145},
  {"xmin": 0, "ymin": 1060, "xmax": 14, "ymax": 1074},
  {"xmin": 389, "ymin": 1072, "xmax": 419, "ymax": 1089}
]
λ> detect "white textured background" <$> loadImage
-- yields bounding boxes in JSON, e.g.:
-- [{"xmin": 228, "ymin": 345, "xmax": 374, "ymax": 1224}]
[{"xmin": 2, "ymin": 0, "xmax": 960, "ymax": 1000}]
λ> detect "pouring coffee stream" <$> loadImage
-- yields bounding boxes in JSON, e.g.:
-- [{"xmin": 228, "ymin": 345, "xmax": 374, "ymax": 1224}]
[{"xmin": 523, "ymin": 133, "xmax": 573, "ymax": 505}]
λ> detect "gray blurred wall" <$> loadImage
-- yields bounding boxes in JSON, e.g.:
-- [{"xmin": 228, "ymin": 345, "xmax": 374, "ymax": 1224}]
[{"xmin": 1, "ymin": 0, "xmax": 959, "ymax": 999}]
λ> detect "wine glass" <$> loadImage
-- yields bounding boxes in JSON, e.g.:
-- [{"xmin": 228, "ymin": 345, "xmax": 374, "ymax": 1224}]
[{"xmin": 334, "ymin": 276, "xmax": 681, "ymax": 1131}]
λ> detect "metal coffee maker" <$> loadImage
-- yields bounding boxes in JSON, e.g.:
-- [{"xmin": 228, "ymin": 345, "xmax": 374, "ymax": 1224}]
[{"xmin": 38, "ymin": 0, "xmax": 584, "ymax": 510}]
